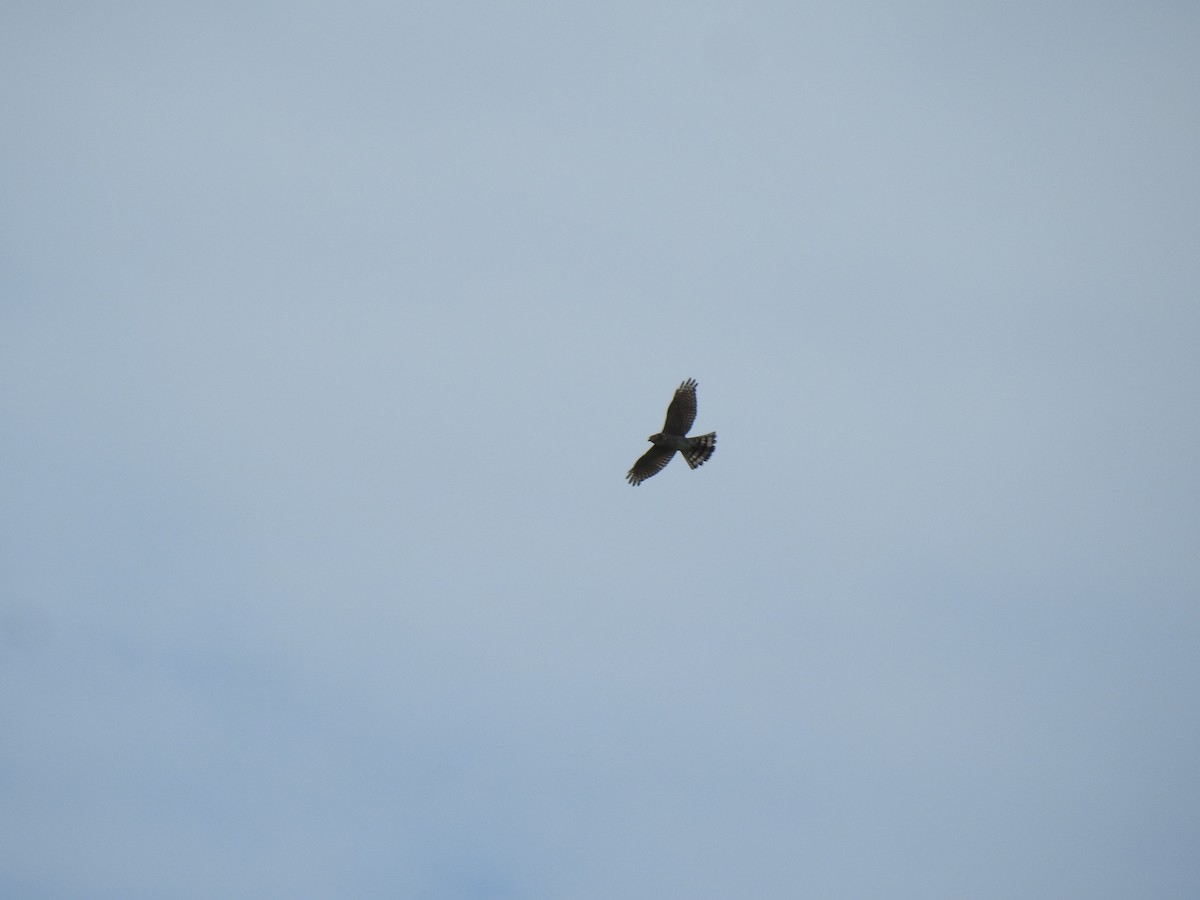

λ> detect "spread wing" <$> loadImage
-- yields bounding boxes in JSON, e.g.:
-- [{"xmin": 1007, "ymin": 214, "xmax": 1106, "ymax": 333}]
[
  {"xmin": 661, "ymin": 378, "xmax": 698, "ymax": 436},
  {"xmin": 627, "ymin": 445, "xmax": 676, "ymax": 486}
]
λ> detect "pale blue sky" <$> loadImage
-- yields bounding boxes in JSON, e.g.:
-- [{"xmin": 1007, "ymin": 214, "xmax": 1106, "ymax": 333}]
[{"xmin": 3, "ymin": 3, "xmax": 1199, "ymax": 898}]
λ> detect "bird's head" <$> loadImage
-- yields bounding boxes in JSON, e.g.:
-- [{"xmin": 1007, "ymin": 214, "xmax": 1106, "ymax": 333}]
[{"xmin": 648, "ymin": 432, "xmax": 665, "ymax": 443}]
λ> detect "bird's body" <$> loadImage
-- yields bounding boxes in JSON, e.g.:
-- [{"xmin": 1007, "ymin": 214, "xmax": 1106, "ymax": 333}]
[
  {"xmin": 627, "ymin": 378, "xmax": 717, "ymax": 486},
  {"xmin": 647, "ymin": 432, "xmax": 695, "ymax": 451}
]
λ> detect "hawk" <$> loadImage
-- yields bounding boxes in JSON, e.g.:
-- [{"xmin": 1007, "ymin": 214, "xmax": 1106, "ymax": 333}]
[{"xmin": 626, "ymin": 378, "xmax": 717, "ymax": 486}]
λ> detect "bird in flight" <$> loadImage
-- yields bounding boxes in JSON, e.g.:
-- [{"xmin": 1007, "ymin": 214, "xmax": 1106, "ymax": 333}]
[{"xmin": 626, "ymin": 378, "xmax": 717, "ymax": 486}]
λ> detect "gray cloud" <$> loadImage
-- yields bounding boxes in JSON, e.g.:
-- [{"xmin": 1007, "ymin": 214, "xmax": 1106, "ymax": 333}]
[{"xmin": 3, "ymin": 2, "xmax": 1199, "ymax": 897}]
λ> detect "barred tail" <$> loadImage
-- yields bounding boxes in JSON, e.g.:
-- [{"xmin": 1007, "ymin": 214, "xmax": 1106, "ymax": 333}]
[{"xmin": 682, "ymin": 432, "xmax": 716, "ymax": 470}]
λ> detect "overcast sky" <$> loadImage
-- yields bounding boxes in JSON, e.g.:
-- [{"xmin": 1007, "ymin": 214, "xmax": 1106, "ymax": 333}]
[{"xmin": 3, "ymin": 2, "xmax": 1199, "ymax": 898}]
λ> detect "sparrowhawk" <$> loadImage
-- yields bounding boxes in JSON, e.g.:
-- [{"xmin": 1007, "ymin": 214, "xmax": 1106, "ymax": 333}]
[{"xmin": 626, "ymin": 378, "xmax": 717, "ymax": 486}]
